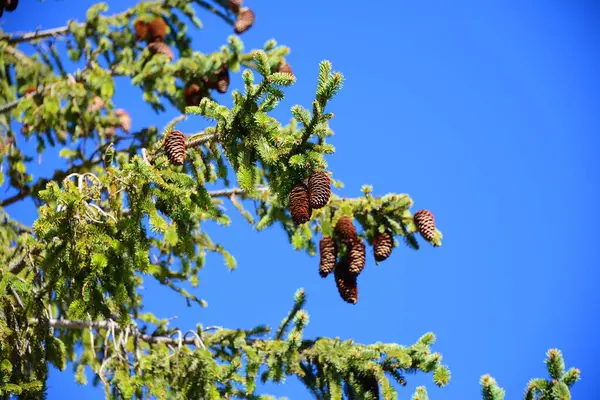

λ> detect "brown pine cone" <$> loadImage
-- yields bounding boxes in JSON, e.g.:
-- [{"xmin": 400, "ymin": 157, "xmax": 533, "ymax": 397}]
[
  {"xmin": 308, "ymin": 170, "xmax": 331, "ymax": 209},
  {"xmin": 319, "ymin": 236, "xmax": 337, "ymax": 278},
  {"xmin": 164, "ymin": 130, "xmax": 186, "ymax": 166},
  {"xmin": 234, "ymin": 8, "xmax": 255, "ymax": 34},
  {"xmin": 373, "ymin": 231, "xmax": 393, "ymax": 262},
  {"xmin": 215, "ymin": 66, "xmax": 230, "ymax": 94},
  {"xmin": 334, "ymin": 259, "xmax": 358, "ymax": 304},
  {"xmin": 278, "ymin": 61, "xmax": 293, "ymax": 75},
  {"xmin": 289, "ymin": 183, "xmax": 311, "ymax": 225},
  {"xmin": 184, "ymin": 84, "xmax": 205, "ymax": 107},
  {"xmin": 334, "ymin": 216, "xmax": 357, "ymax": 244},
  {"xmin": 413, "ymin": 209, "xmax": 436, "ymax": 242},
  {"xmin": 115, "ymin": 109, "xmax": 131, "ymax": 132},
  {"xmin": 348, "ymin": 239, "xmax": 366, "ymax": 276},
  {"xmin": 148, "ymin": 17, "xmax": 167, "ymax": 42},
  {"xmin": 4, "ymin": 0, "xmax": 17, "ymax": 12},
  {"xmin": 228, "ymin": 0, "xmax": 243, "ymax": 13},
  {"xmin": 134, "ymin": 20, "xmax": 149, "ymax": 42},
  {"xmin": 147, "ymin": 41, "xmax": 174, "ymax": 61}
]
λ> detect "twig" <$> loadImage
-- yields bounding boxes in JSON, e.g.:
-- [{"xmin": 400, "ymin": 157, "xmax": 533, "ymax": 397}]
[
  {"xmin": 196, "ymin": 0, "xmax": 236, "ymax": 25},
  {"xmin": 0, "ymin": 189, "xmax": 29, "ymax": 207},
  {"xmin": 187, "ymin": 133, "xmax": 217, "ymax": 149}
]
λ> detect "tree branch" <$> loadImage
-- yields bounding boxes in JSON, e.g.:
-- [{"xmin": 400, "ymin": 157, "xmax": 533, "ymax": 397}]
[
  {"xmin": 33, "ymin": 318, "xmax": 203, "ymax": 346},
  {"xmin": 196, "ymin": 0, "xmax": 236, "ymax": 25},
  {"xmin": 0, "ymin": 189, "xmax": 30, "ymax": 208},
  {"xmin": 188, "ymin": 133, "xmax": 218, "ymax": 149},
  {"xmin": 1, "ymin": 25, "xmax": 71, "ymax": 45}
]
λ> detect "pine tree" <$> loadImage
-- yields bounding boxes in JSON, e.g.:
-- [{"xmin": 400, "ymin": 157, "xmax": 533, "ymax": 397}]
[{"xmin": 0, "ymin": 2, "xmax": 580, "ymax": 399}]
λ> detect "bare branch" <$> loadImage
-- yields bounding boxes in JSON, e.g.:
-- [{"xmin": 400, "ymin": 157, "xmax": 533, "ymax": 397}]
[
  {"xmin": 0, "ymin": 189, "xmax": 30, "ymax": 208},
  {"xmin": 1, "ymin": 25, "xmax": 71, "ymax": 45},
  {"xmin": 34, "ymin": 319, "xmax": 203, "ymax": 346}
]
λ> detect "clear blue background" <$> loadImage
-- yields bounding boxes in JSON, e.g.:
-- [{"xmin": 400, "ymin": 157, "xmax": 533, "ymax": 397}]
[{"xmin": 2, "ymin": 0, "xmax": 599, "ymax": 398}]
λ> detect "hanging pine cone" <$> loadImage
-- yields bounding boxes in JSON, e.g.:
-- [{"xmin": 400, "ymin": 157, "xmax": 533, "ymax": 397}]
[
  {"xmin": 308, "ymin": 170, "xmax": 331, "ymax": 209},
  {"xmin": 148, "ymin": 17, "xmax": 167, "ymax": 42},
  {"xmin": 115, "ymin": 109, "xmax": 131, "ymax": 132},
  {"xmin": 4, "ymin": 0, "xmax": 17, "ymax": 12},
  {"xmin": 373, "ymin": 231, "xmax": 393, "ymax": 262},
  {"xmin": 289, "ymin": 183, "xmax": 311, "ymax": 225},
  {"xmin": 228, "ymin": 0, "xmax": 242, "ymax": 13},
  {"xmin": 215, "ymin": 66, "xmax": 230, "ymax": 94},
  {"xmin": 234, "ymin": 8, "xmax": 255, "ymax": 34},
  {"xmin": 348, "ymin": 239, "xmax": 366, "ymax": 276},
  {"xmin": 184, "ymin": 84, "xmax": 205, "ymax": 107},
  {"xmin": 413, "ymin": 209, "xmax": 436, "ymax": 243},
  {"xmin": 164, "ymin": 130, "xmax": 186, "ymax": 166},
  {"xmin": 134, "ymin": 20, "xmax": 149, "ymax": 41},
  {"xmin": 334, "ymin": 216, "xmax": 357, "ymax": 244},
  {"xmin": 278, "ymin": 61, "xmax": 293, "ymax": 75},
  {"xmin": 334, "ymin": 259, "xmax": 358, "ymax": 304},
  {"xmin": 319, "ymin": 236, "xmax": 337, "ymax": 278},
  {"xmin": 147, "ymin": 42, "xmax": 174, "ymax": 61}
]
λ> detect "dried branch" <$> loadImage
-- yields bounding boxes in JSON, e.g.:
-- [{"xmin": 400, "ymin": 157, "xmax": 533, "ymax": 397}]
[
  {"xmin": 1, "ymin": 25, "xmax": 71, "ymax": 45},
  {"xmin": 32, "ymin": 319, "xmax": 203, "ymax": 346}
]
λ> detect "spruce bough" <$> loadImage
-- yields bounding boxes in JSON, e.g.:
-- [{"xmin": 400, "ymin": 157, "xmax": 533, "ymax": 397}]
[{"xmin": 0, "ymin": 1, "xmax": 580, "ymax": 398}]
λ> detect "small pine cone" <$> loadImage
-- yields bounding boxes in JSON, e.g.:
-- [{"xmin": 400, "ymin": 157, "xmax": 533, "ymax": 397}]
[
  {"xmin": 319, "ymin": 236, "xmax": 337, "ymax": 278},
  {"xmin": 414, "ymin": 209, "xmax": 437, "ymax": 242},
  {"xmin": 134, "ymin": 20, "xmax": 149, "ymax": 41},
  {"xmin": 147, "ymin": 41, "xmax": 174, "ymax": 61},
  {"xmin": 289, "ymin": 183, "xmax": 311, "ymax": 225},
  {"xmin": 334, "ymin": 259, "xmax": 358, "ymax": 304},
  {"xmin": 115, "ymin": 109, "xmax": 131, "ymax": 132},
  {"xmin": 228, "ymin": 0, "xmax": 242, "ymax": 13},
  {"xmin": 148, "ymin": 17, "xmax": 167, "ymax": 42},
  {"xmin": 373, "ymin": 231, "xmax": 393, "ymax": 262},
  {"xmin": 164, "ymin": 130, "xmax": 187, "ymax": 166},
  {"xmin": 234, "ymin": 8, "xmax": 255, "ymax": 34},
  {"xmin": 215, "ymin": 66, "xmax": 230, "ymax": 94},
  {"xmin": 308, "ymin": 170, "xmax": 331, "ymax": 209},
  {"xmin": 334, "ymin": 216, "xmax": 357, "ymax": 244},
  {"xmin": 184, "ymin": 84, "xmax": 205, "ymax": 107},
  {"xmin": 348, "ymin": 239, "xmax": 366, "ymax": 276},
  {"xmin": 278, "ymin": 61, "xmax": 293, "ymax": 75},
  {"xmin": 5, "ymin": 0, "xmax": 17, "ymax": 12}
]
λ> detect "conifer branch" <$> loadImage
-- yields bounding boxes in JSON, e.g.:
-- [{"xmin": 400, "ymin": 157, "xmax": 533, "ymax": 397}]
[{"xmin": 196, "ymin": 0, "xmax": 235, "ymax": 25}]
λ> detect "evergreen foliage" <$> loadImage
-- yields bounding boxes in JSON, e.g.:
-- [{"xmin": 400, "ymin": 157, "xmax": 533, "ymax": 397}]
[{"xmin": 0, "ymin": 1, "xmax": 580, "ymax": 398}]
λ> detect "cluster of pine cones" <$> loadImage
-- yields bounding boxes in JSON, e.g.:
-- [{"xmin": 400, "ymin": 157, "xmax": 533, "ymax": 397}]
[
  {"xmin": 288, "ymin": 171, "xmax": 331, "ymax": 224},
  {"xmin": 320, "ymin": 210, "xmax": 438, "ymax": 304},
  {"xmin": 184, "ymin": 59, "xmax": 292, "ymax": 107},
  {"xmin": 0, "ymin": 0, "xmax": 17, "ymax": 17},
  {"xmin": 134, "ymin": 17, "xmax": 174, "ymax": 61}
]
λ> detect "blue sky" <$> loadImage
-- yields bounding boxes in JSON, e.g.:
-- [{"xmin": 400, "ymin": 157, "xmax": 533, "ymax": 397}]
[{"xmin": 2, "ymin": 0, "xmax": 599, "ymax": 398}]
